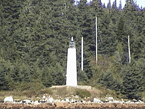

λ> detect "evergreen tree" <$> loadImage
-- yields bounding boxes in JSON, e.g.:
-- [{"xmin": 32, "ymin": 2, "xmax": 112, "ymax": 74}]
[
  {"xmin": 78, "ymin": 70, "xmax": 88, "ymax": 84},
  {"xmin": 98, "ymin": 0, "xmax": 102, "ymax": 7},
  {"xmin": 98, "ymin": 68, "xmax": 121, "ymax": 92},
  {"xmin": 112, "ymin": 0, "xmax": 117, "ymax": 9},
  {"xmin": 119, "ymin": 0, "xmax": 122, "ymax": 10},
  {"xmin": 42, "ymin": 67, "xmax": 53, "ymax": 87},
  {"xmin": 116, "ymin": 16, "xmax": 128, "ymax": 64},
  {"xmin": 102, "ymin": 3, "xmax": 106, "ymax": 8},
  {"xmin": 0, "ymin": 69, "xmax": 9, "ymax": 90},
  {"xmin": 107, "ymin": 0, "xmax": 111, "ymax": 9},
  {"xmin": 121, "ymin": 61, "xmax": 143, "ymax": 100}
]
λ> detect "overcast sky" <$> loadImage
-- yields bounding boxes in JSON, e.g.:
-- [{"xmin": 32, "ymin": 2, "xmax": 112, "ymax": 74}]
[
  {"xmin": 100, "ymin": 0, "xmax": 145, "ymax": 8},
  {"xmin": 75, "ymin": 0, "xmax": 145, "ymax": 8}
]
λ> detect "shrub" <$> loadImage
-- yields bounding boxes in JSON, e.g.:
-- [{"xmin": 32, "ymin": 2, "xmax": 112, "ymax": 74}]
[
  {"xmin": 74, "ymin": 88, "xmax": 91, "ymax": 98},
  {"xmin": 22, "ymin": 90, "xmax": 36, "ymax": 98},
  {"xmin": 38, "ymin": 88, "xmax": 53, "ymax": 95}
]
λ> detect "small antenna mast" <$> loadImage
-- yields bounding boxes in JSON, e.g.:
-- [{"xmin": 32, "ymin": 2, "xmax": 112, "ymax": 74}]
[
  {"xmin": 128, "ymin": 35, "xmax": 131, "ymax": 63},
  {"xmin": 96, "ymin": 17, "xmax": 98, "ymax": 63},
  {"xmin": 81, "ymin": 37, "xmax": 83, "ymax": 71}
]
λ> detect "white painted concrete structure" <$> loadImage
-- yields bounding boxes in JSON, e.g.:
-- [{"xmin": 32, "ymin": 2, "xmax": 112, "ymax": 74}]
[{"xmin": 66, "ymin": 37, "xmax": 77, "ymax": 86}]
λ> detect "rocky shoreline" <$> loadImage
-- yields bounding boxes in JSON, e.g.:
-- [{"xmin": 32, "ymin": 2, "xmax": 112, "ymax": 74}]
[
  {"xmin": 1, "ymin": 103, "xmax": 145, "ymax": 109},
  {"xmin": 2, "ymin": 86, "xmax": 145, "ymax": 109}
]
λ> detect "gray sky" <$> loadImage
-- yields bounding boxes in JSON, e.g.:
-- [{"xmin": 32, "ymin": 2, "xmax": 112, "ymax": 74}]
[
  {"xmin": 100, "ymin": 0, "xmax": 145, "ymax": 8},
  {"xmin": 75, "ymin": 0, "xmax": 145, "ymax": 8}
]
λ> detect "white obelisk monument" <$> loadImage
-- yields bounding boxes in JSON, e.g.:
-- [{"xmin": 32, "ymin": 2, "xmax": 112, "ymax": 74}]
[{"xmin": 66, "ymin": 37, "xmax": 77, "ymax": 86}]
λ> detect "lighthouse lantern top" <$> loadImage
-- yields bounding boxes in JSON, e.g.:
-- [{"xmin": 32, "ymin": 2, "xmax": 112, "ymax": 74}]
[{"xmin": 69, "ymin": 37, "xmax": 75, "ymax": 48}]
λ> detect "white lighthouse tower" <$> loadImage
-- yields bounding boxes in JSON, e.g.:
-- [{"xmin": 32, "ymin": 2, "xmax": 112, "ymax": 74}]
[{"xmin": 66, "ymin": 37, "xmax": 77, "ymax": 87}]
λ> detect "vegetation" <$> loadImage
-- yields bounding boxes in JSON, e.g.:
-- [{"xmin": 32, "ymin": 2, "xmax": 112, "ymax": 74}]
[
  {"xmin": 0, "ymin": 0, "xmax": 145, "ymax": 100},
  {"xmin": 0, "ymin": 86, "xmax": 117, "ymax": 101},
  {"xmin": 75, "ymin": 88, "xmax": 91, "ymax": 98}
]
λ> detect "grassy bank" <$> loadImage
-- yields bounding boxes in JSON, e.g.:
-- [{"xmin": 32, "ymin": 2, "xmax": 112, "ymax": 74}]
[{"xmin": 0, "ymin": 85, "xmax": 125, "ymax": 101}]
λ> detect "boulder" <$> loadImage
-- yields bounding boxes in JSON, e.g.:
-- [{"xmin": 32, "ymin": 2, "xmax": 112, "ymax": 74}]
[
  {"xmin": 61, "ymin": 100, "xmax": 65, "ymax": 102},
  {"xmin": 33, "ymin": 101, "xmax": 40, "ymax": 105},
  {"xmin": 22, "ymin": 100, "xmax": 32, "ymax": 104},
  {"xmin": 43, "ymin": 95, "xmax": 46, "ymax": 99},
  {"xmin": 108, "ymin": 97, "xmax": 114, "ymax": 101},
  {"xmin": 4, "ymin": 96, "xmax": 13, "ymax": 103},
  {"xmin": 47, "ymin": 97, "xmax": 54, "ymax": 103},
  {"xmin": 125, "ymin": 100, "xmax": 134, "ymax": 104},
  {"xmin": 74, "ymin": 95, "xmax": 79, "ymax": 99},
  {"xmin": 65, "ymin": 98, "xmax": 69, "ymax": 102},
  {"xmin": 138, "ymin": 100, "xmax": 144, "ymax": 104},
  {"xmin": 132, "ymin": 99, "xmax": 137, "ymax": 102},
  {"xmin": 103, "ymin": 100, "xmax": 109, "ymax": 103},
  {"xmin": 93, "ymin": 98, "xmax": 101, "ymax": 103},
  {"xmin": 113, "ymin": 100, "xmax": 122, "ymax": 104},
  {"xmin": 70, "ymin": 99, "xmax": 74, "ymax": 103}
]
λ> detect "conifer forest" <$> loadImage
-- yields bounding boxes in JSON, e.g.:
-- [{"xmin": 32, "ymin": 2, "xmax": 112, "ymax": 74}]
[{"xmin": 0, "ymin": 0, "xmax": 145, "ymax": 100}]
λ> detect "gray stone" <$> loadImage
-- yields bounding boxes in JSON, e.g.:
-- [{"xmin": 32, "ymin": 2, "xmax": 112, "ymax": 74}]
[
  {"xmin": 108, "ymin": 97, "xmax": 114, "ymax": 101},
  {"xmin": 65, "ymin": 98, "xmax": 69, "ymax": 102},
  {"xmin": 4, "ymin": 96, "xmax": 13, "ymax": 103},
  {"xmin": 22, "ymin": 100, "xmax": 32, "ymax": 104},
  {"xmin": 47, "ymin": 97, "xmax": 54, "ymax": 103},
  {"xmin": 93, "ymin": 98, "xmax": 101, "ymax": 103}
]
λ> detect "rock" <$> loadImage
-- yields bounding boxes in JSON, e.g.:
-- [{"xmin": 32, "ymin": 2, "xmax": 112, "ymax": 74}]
[
  {"xmin": 81, "ymin": 100, "xmax": 85, "ymax": 103},
  {"xmin": 65, "ymin": 98, "xmax": 69, "ymax": 102},
  {"xmin": 47, "ymin": 97, "xmax": 53, "ymax": 103},
  {"xmin": 125, "ymin": 100, "xmax": 134, "ymax": 104},
  {"xmin": 33, "ymin": 101, "xmax": 40, "ymax": 105},
  {"xmin": 103, "ymin": 100, "xmax": 109, "ymax": 103},
  {"xmin": 17, "ymin": 101, "xmax": 22, "ymax": 104},
  {"xmin": 93, "ymin": 98, "xmax": 101, "ymax": 103},
  {"xmin": 108, "ymin": 101, "xmax": 113, "ymax": 103},
  {"xmin": 132, "ymin": 99, "xmax": 137, "ymax": 102},
  {"xmin": 70, "ymin": 99, "xmax": 74, "ymax": 103},
  {"xmin": 22, "ymin": 100, "xmax": 32, "ymax": 104},
  {"xmin": 133, "ymin": 100, "xmax": 144, "ymax": 104},
  {"xmin": 138, "ymin": 100, "xmax": 144, "ymax": 104},
  {"xmin": 74, "ymin": 95, "xmax": 79, "ymax": 99},
  {"xmin": 40, "ymin": 100, "xmax": 46, "ymax": 103},
  {"xmin": 61, "ymin": 100, "xmax": 65, "ymax": 102},
  {"xmin": 112, "ymin": 100, "xmax": 121, "ymax": 103},
  {"xmin": 108, "ymin": 97, "xmax": 114, "ymax": 101},
  {"xmin": 87, "ymin": 100, "xmax": 92, "ymax": 103},
  {"xmin": 4, "ymin": 96, "xmax": 13, "ymax": 103},
  {"xmin": 43, "ymin": 95, "xmax": 46, "ymax": 99},
  {"xmin": 121, "ymin": 99, "xmax": 124, "ymax": 103}
]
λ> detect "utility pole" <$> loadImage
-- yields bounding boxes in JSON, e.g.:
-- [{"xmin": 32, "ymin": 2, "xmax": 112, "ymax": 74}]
[
  {"xmin": 128, "ymin": 35, "xmax": 131, "ymax": 63},
  {"xmin": 81, "ymin": 37, "xmax": 83, "ymax": 71},
  {"xmin": 96, "ymin": 17, "xmax": 98, "ymax": 63}
]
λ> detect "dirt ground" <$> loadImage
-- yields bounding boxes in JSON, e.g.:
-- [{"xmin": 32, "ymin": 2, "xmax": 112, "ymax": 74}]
[{"xmin": 0, "ymin": 103, "xmax": 145, "ymax": 109}]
